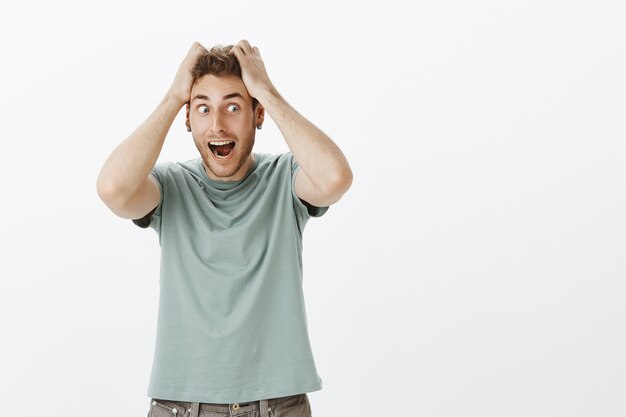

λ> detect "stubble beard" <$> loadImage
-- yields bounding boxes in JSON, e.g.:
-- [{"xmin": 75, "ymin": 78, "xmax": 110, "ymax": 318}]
[{"xmin": 196, "ymin": 127, "xmax": 256, "ymax": 180}]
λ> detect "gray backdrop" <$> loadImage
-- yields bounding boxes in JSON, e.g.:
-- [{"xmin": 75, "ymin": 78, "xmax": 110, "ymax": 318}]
[{"xmin": 1, "ymin": 0, "xmax": 624, "ymax": 416}]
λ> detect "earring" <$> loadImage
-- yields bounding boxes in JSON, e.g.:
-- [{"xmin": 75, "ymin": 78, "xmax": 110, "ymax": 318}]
[
  {"xmin": 256, "ymin": 124, "xmax": 262, "ymax": 130},
  {"xmin": 187, "ymin": 126, "xmax": 191, "ymax": 132}
]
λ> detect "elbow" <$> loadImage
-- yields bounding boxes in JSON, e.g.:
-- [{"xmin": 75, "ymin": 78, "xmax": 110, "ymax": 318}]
[
  {"xmin": 96, "ymin": 181, "xmax": 122, "ymax": 213},
  {"xmin": 337, "ymin": 166, "xmax": 353, "ymax": 194},
  {"xmin": 96, "ymin": 177, "xmax": 115, "ymax": 202},
  {"xmin": 324, "ymin": 166, "xmax": 353, "ymax": 203},
  {"xmin": 96, "ymin": 178, "xmax": 131, "ymax": 213}
]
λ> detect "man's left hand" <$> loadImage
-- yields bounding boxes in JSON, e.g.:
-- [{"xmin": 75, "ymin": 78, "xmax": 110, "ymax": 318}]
[{"xmin": 230, "ymin": 40, "xmax": 277, "ymax": 102}]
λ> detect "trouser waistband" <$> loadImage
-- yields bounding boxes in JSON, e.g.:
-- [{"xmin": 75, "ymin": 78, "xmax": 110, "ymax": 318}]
[{"xmin": 152, "ymin": 392, "xmax": 305, "ymax": 417}]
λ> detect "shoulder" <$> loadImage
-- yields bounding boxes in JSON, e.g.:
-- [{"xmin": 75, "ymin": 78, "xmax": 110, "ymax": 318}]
[
  {"xmin": 154, "ymin": 158, "xmax": 206, "ymax": 184},
  {"xmin": 255, "ymin": 151, "xmax": 288, "ymax": 165},
  {"xmin": 249, "ymin": 152, "xmax": 293, "ymax": 176}
]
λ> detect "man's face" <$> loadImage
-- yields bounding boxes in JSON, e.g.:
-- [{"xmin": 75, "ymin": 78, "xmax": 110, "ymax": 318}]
[{"xmin": 187, "ymin": 74, "xmax": 264, "ymax": 181}]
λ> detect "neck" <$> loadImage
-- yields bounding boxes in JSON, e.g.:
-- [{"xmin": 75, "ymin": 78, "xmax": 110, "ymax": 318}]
[{"xmin": 203, "ymin": 153, "xmax": 255, "ymax": 182}]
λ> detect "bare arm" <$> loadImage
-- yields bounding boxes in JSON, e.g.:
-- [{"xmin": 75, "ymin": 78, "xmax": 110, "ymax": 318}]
[
  {"xmin": 258, "ymin": 91, "xmax": 352, "ymax": 204},
  {"xmin": 96, "ymin": 42, "xmax": 207, "ymax": 207},
  {"xmin": 231, "ymin": 40, "xmax": 352, "ymax": 207},
  {"xmin": 96, "ymin": 94, "xmax": 182, "ymax": 203}
]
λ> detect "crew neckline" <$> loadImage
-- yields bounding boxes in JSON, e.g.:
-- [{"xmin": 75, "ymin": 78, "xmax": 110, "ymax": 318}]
[{"xmin": 197, "ymin": 153, "xmax": 260, "ymax": 190}]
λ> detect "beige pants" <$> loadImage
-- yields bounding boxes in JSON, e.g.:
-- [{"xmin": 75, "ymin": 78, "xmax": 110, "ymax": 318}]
[{"xmin": 148, "ymin": 393, "xmax": 312, "ymax": 417}]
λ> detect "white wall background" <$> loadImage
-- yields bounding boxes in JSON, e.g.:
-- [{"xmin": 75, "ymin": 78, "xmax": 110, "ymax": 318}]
[{"xmin": 1, "ymin": 0, "xmax": 624, "ymax": 416}]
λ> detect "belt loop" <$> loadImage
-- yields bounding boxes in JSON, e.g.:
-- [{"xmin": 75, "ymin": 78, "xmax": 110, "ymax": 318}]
[
  {"xmin": 260, "ymin": 399, "xmax": 269, "ymax": 417},
  {"xmin": 190, "ymin": 401, "xmax": 199, "ymax": 417}
]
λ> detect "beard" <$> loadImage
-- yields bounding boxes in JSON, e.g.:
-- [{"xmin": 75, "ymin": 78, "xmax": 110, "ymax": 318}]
[{"xmin": 193, "ymin": 124, "xmax": 256, "ymax": 181}]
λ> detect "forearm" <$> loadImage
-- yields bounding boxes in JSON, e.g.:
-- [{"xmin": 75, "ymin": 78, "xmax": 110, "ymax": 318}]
[
  {"xmin": 96, "ymin": 93, "xmax": 183, "ymax": 202},
  {"xmin": 259, "ymin": 89, "xmax": 352, "ymax": 194}
]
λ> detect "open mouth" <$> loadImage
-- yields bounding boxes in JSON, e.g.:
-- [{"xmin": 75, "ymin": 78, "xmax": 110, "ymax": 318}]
[{"xmin": 208, "ymin": 140, "xmax": 236, "ymax": 159}]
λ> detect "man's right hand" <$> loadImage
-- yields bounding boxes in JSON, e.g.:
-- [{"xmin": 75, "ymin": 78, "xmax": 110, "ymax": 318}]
[{"xmin": 167, "ymin": 41, "xmax": 208, "ymax": 106}]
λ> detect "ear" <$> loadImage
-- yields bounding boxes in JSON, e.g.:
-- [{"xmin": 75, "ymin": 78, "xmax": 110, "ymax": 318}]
[
  {"xmin": 185, "ymin": 103, "xmax": 191, "ymax": 132},
  {"xmin": 255, "ymin": 104, "xmax": 265, "ymax": 126}
]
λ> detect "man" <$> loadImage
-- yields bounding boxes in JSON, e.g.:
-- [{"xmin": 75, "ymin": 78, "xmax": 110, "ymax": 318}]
[{"xmin": 96, "ymin": 40, "xmax": 352, "ymax": 417}]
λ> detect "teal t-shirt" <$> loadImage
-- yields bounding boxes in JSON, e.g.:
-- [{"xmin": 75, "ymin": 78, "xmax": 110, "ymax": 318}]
[{"xmin": 132, "ymin": 152, "xmax": 329, "ymax": 403}]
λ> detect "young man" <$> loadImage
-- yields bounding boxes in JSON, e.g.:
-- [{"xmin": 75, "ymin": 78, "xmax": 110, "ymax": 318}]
[{"xmin": 96, "ymin": 40, "xmax": 352, "ymax": 417}]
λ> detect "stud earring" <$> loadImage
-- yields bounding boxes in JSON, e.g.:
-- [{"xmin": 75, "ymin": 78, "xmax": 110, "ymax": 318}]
[
  {"xmin": 256, "ymin": 124, "xmax": 262, "ymax": 130},
  {"xmin": 187, "ymin": 126, "xmax": 191, "ymax": 132}
]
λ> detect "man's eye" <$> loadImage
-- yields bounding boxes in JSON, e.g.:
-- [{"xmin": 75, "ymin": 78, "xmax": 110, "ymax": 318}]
[
  {"xmin": 198, "ymin": 106, "xmax": 209, "ymax": 113},
  {"xmin": 227, "ymin": 104, "xmax": 239, "ymax": 112}
]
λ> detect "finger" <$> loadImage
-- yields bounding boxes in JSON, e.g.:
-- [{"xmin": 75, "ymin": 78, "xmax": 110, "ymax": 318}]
[
  {"xmin": 233, "ymin": 44, "xmax": 247, "ymax": 56},
  {"xmin": 230, "ymin": 45, "xmax": 243, "ymax": 57},
  {"xmin": 239, "ymin": 39, "xmax": 252, "ymax": 53},
  {"xmin": 252, "ymin": 46, "xmax": 260, "ymax": 56}
]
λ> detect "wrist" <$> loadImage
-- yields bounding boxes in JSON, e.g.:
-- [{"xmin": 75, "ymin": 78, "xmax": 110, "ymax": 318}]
[
  {"xmin": 164, "ymin": 90, "xmax": 188, "ymax": 108},
  {"xmin": 255, "ymin": 85, "xmax": 281, "ymax": 106}
]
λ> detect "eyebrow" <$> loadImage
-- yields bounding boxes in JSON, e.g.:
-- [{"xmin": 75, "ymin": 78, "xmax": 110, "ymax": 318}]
[{"xmin": 192, "ymin": 93, "xmax": 244, "ymax": 102}]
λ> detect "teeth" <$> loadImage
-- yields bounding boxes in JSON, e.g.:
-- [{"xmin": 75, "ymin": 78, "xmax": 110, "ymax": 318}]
[{"xmin": 209, "ymin": 140, "xmax": 234, "ymax": 146}]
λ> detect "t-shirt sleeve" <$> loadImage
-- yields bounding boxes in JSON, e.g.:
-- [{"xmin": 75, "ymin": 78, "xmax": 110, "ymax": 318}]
[
  {"xmin": 290, "ymin": 153, "xmax": 329, "ymax": 225},
  {"xmin": 131, "ymin": 162, "xmax": 167, "ymax": 234}
]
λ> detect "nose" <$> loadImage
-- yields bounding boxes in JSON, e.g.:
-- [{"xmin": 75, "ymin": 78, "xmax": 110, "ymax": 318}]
[{"xmin": 209, "ymin": 112, "xmax": 226, "ymax": 133}]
